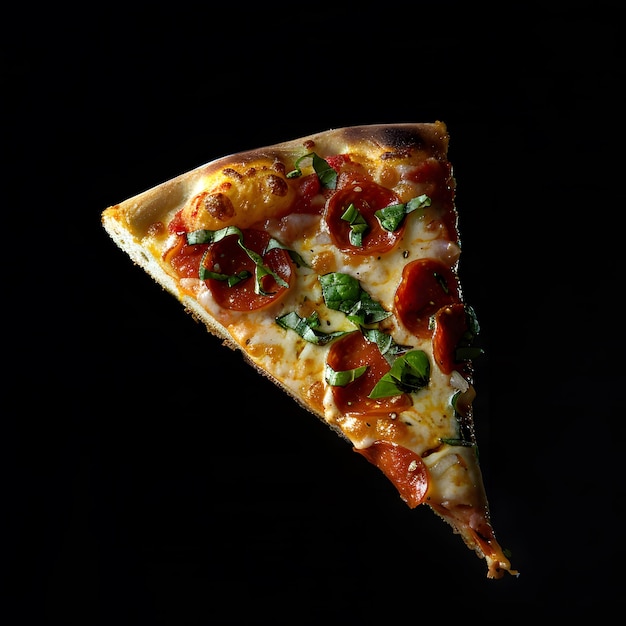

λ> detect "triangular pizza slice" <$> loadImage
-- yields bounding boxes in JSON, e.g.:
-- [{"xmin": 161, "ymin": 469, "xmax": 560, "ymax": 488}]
[{"xmin": 102, "ymin": 122, "xmax": 517, "ymax": 578}]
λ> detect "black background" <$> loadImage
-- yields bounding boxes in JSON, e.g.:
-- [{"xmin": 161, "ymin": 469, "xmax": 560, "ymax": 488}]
[{"xmin": 4, "ymin": 2, "xmax": 624, "ymax": 624}]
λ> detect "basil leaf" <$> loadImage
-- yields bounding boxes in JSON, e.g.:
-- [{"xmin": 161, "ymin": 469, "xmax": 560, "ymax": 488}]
[
  {"xmin": 286, "ymin": 152, "xmax": 337, "ymax": 189},
  {"xmin": 199, "ymin": 268, "xmax": 251, "ymax": 287},
  {"xmin": 325, "ymin": 363, "xmax": 367, "ymax": 387},
  {"xmin": 198, "ymin": 247, "xmax": 252, "ymax": 285},
  {"xmin": 374, "ymin": 203, "xmax": 406, "ymax": 232},
  {"xmin": 367, "ymin": 376, "xmax": 403, "ymax": 399},
  {"xmin": 406, "ymin": 194, "xmax": 432, "ymax": 213},
  {"xmin": 454, "ymin": 305, "xmax": 484, "ymax": 361},
  {"xmin": 341, "ymin": 202, "xmax": 368, "ymax": 247},
  {"xmin": 312, "ymin": 153, "xmax": 337, "ymax": 189},
  {"xmin": 264, "ymin": 237, "xmax": 309, "ymax": 268},
  {"xmin": 276, "ymin": 311, "xmax": 351, "ymax": 345},
  {"xmin": 369, "ymin": 350, "xmax": 430, "ymax": 398},
  {"xmin": 375, "ymin": 193, "xmax": 431, "ymax": 232},
  {"xmin": 319, "ymin": 272, "xmax": 361, "ymax": 308},
  {"xmin": 319, "ymin": 272, "xmax": 390, "ymax": 325},
  {"xmin": 187, "ymin": 226, "xmax": 241, "ymax": 245},
  {"xmin": 362, "ymin": 328, "xmax": 412, "ymax": 365},
  {"xmin": 253, "ymin": 262, "xmax": 284, "ymax": 296}
]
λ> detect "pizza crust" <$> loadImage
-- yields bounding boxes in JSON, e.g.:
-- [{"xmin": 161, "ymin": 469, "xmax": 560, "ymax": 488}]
[{"xmin": 105, "ymin": 123, "xmax": 449, "ymax": 234}]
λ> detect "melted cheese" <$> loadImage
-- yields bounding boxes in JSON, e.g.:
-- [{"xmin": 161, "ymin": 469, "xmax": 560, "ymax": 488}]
[
  {"xmin": 182, "ymin": 159, "xmax": 296, "ymax": 231},
  {"xmin": 144, "ymin": 151, "xmax": 465, "ymax": 458}
]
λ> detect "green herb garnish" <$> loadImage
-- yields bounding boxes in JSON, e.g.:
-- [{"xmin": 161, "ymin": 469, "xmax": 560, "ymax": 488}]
[
  {"xmin": 319, "ymin": 272, "xmax": 390, "ymax": 326},
  {"xmin": 362, "ymin": 328, "xmax": 412, "ymax": 365},
  {"xmin": 341, "ymin": 202, "xmax": 368, "ymax": 247},
  {"xmin": 264, "ymin": 237, "xmax": 308, "ymax": 268},
  {"xmin": 454, "ymin": 304, "xmax": 484, "ymax": 361},
  {"xmin": 276, "ymin": 311, "xmax": 351, "ymax": 345},
  {"xmin": 286, "ymin": 152, "xmax": 337, "ymax": 189},
  {"xmin": 368, "ymin": 350, "xmax": 430, "ymax": 398},
  {"xmin": 325, "ymin": 363, "xmax": 367, "ymax": 387},
  {"xmin": 199, "ymin": 268, "xmax": 251, "ymax": 287},
  {"xmin": 375, "ymin": 194, "xmax": 431, "ymax": 231}
]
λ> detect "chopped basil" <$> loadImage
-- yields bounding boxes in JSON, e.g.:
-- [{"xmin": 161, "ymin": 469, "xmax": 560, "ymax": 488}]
[
  {"xmin": 319, "ymin": 272, "xmax": 390, "ymax": 326},
  {"xmin": 199, "ymin": 267, "xmax": 251, "ymax": 287},
  {"xmin": 187, "ymin": 226, "xmax": 289, "ymax": 296},
  {"xmin": 186, "ymin": 226, "xmax": 233, "ymax": 246},
  {"xmin": 341, "ymin": 203, "xmax": 368, "ymax": 247},
  {"xmin": 362, "ymin": 328, "xmax": 412, "ymax": 365},
  {"xmin": 455, "ymin": 304, "xmax": 484, "ymax": 361},
  {"xmin": 254, "ymin": 261, "xmax": 287, "ymax": 295},
  {"xmin": 325, "ymin": 363, "xmax": 367, "ymax": 387},
  {"xmin": 375, "ymin": 194, "xmax": 431, "ymax": 231},
  {"xmin": 368, "ymin": 350, "xmax": 430, "ymax": 399},
  {"xmin": 264, "ymin": 237, "xmax": 309, "ymax": 268},
  {"xmin": 276, "ymin": 311, "xmax": 351, "ymax": 345},
  {"xmin": 286, "ymin": 152, "xmax": 337, "ymax": 189}
]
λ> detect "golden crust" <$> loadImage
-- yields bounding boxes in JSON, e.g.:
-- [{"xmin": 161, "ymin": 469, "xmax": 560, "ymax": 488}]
[{"xmin": 102, "ymin": 122, "xmax": 449, "ymax": 238}]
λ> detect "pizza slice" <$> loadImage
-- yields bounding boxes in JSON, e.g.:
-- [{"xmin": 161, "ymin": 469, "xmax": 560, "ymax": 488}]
[{"xmin": 102, "ymin": 122, "xmax": 517, "ymax": 578}]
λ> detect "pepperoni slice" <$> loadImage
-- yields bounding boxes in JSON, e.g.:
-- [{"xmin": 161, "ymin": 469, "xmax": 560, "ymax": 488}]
[
  {"xmin": 203, "ymin": 229, "xmax": 294, "ymax": 311},
  {"xmin": 355, "ymin": 441, "xmax": 430, "ymax": 508},
  {"xmin": 169, "ymin": 234, "xmax": 205, "ymax": 278},
  {"xmin": 394, "ymin": 258, "xmax": 461, "ymax": 339},
  {"xmin": 324, "ymin": 181, "xmax": 403, "ymax": 255},
  {"xmin": 432, "ymin": 303, "xmax": 469, "ymax": 375},
  {"xmin": 327, "ymin": 331, "xmax": 412, "ymax": 416}
]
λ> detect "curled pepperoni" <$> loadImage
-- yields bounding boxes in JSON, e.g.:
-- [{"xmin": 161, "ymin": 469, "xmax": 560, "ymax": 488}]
[
  {"xmin": 327, "ymin": 331, "xmax": 412, "ymax": 416},
  {"xmin": 432, "ymin": 303, "xmax": 469, "ymax": 375},
  {"xmin": 202, "ymin": 229, "xmax": 294, "ymax": 311},
  {"xmin": 324, "ymin": 181, "xmax": 403, "ymax": 255},
  {"xmin": 394, "ymin": 258, "xmax": 461, "ymax": 339},
  {"xmin": 355, "ymin": 441, "xmax": 430, "ymax": 508}
]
